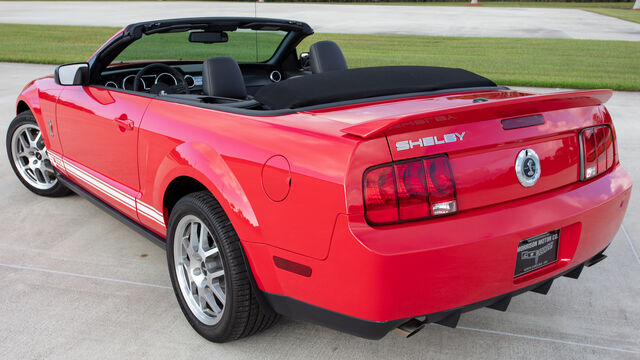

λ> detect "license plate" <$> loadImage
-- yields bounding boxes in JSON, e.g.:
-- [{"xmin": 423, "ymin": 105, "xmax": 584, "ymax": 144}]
[{"xmin": 514, "ymin": 230, "xmax": 560, "ymax": 277}]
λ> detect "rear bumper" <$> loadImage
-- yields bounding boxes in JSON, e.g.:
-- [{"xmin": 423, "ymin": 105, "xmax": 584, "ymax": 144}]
[
  {"xmin": 251, "ymin": 165, "xmax": 632, "ymax": 338},
  {"xmin": 264, "ymin": 249, "xmax": 609, "ymax": 339}
]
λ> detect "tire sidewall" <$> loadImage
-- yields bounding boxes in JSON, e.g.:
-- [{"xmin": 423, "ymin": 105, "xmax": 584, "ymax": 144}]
[{"xmin": 166, "ymin": 196, "xmax": 237, "ymax": 341}]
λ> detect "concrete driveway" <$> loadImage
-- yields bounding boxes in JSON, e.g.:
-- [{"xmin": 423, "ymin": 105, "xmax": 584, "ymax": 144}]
[
  {"xmin": 1, "ymin": 1, "xmax": 640, "ymax": 41},
  {"xmin": 0, "ymin": 63, "xmax": 638, "ymax": 359}
]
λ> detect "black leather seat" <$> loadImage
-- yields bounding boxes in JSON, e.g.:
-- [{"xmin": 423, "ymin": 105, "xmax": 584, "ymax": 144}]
[
  {"xmin": 309, "ymin": 41, "xmax": 348, "ymax": 74},
  {"xmin": 201, "ymin": 56, "xmax": 247, "ymax": 99}
]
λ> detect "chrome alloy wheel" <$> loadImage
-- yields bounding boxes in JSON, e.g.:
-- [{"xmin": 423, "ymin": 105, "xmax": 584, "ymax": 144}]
[
  {"xmin": 173, "ymin": 215, "xmax": 226, "ymax": 325},
  {"xmin": 10, "ymin": 123, "xmax": 56, "ymax": 190}
]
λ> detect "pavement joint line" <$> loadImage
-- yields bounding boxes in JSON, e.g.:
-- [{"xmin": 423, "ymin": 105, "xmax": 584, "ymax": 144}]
[
  {"xmin": 458, "ymin": 326, "xmax": 640, "ymax": 355},
  {"xmin": 621, "ymin": 224, "xmax": 640, "ymax": 266},
  {"xmin": 0, "ymin": 263, "xmax": 172, "ymax": 290}
]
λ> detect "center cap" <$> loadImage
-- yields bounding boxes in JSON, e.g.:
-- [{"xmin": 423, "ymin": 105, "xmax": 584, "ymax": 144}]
[{"xmin": 515, "ymin": 149, "xmax": 541, "ymax": 187}]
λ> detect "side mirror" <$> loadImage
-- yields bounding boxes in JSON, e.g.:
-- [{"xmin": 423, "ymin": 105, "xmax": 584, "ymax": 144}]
[
  {"xmin": 54, "ymin": 63, "xmax": 89, "ymax": 86},
  {"xmin": 299, "ymin": 52, "xmax": 310, "ymax": 70}
]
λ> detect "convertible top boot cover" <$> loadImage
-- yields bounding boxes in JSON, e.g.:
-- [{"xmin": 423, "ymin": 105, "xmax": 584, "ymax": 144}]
[
  {"xmin": 202, "ymin": 56, "xmax": 248, "ymax": 99},
  {"xmin": 309, "ymin": 40, "xmax": 348, "ymax": 74},
  {"xmin": 254, "ymin": 66, "xmax": 497, "ymax": 110}
]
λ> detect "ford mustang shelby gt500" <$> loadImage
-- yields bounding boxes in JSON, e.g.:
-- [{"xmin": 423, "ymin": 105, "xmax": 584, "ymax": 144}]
[{"xmin": 6, "ymin": 17, "xmax": 632, "ymax": 342}]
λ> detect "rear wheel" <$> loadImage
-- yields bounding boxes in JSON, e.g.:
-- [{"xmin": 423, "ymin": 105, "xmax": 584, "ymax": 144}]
[
  {"xmin": 6, "ymin": 111, "xmax": 70, "ymax": 197},
  {"xmin": 167, "ymin": 191, "xmax": 279, "ymax": 342}
]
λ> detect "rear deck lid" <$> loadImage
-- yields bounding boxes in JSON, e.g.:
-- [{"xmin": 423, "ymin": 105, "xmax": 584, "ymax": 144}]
[{"xmin": 338, "ymin": 89, "xmax": 613, "ymax": 212}]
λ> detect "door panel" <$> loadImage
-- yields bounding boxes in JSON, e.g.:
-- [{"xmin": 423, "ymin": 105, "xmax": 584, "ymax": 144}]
[{"xmin": 56, "ymin": 86, "xmax": 151, "ymax": 218}]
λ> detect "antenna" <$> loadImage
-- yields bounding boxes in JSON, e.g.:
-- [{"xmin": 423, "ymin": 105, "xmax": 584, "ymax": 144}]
[{"xmin": 255, "ymin": 0, "xmax": 258, "ymax": 61}]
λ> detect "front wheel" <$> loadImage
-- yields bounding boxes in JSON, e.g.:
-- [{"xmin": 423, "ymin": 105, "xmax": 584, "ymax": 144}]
[
  {"xmin": 167, "ymin": 191, "xmax": 278, "ymax": 342},
  {"xmin": 6, "ymin": 111, "xmax": 70, "ymax": 197}
]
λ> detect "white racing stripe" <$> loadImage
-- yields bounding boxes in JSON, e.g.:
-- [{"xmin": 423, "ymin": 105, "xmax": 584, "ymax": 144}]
[
  {"xmin": 47, "ymin": 151, "xmax": 64, "ymax": 169},
  {"xmin": 48, "ymin": 151, "xmax": 165, "ymax": 228},
  {"xmin": 137, "ymin": 200, "xmax": 165, "ymax": 227},
  {"xmin": 64, "ymin": 163, "xmax": 136, "ymax": 212},
  {"xmin": 64, "ymin": 161, "xmax": 135, "ymax": 206}
]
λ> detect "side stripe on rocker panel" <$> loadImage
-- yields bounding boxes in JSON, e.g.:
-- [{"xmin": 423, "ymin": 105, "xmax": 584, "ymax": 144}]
[{"xmin": 47, "ymin": 150, "xmax": 166, "ymax": 228}]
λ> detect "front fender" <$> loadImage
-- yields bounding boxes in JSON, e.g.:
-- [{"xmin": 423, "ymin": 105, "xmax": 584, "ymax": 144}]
[{"xmin": 15, "ymin": 77, "xmax": 63, "ymax": 154}]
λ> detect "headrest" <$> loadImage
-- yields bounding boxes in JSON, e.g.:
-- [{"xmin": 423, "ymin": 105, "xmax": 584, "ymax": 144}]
[
  {"xmin": 309, "ymin": 41, "xmax": 348, "ymax": 74},
  {"xmin": 202, "ymin": 56, "xmax": 247, "ymax": 99}
]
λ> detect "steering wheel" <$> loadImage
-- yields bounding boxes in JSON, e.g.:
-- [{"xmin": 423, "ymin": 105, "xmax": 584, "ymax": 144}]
[{"xmin": 133, "ymin": 63, "xmax": 189, "ymax": 95}]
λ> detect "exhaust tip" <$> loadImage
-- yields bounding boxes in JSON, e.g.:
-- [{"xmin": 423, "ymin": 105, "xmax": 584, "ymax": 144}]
[
  {"xmin": 585, "ymin": 253, "xmax": 607, "ymax": 267},
  {"xmin": 394, "ymin": 318, "xmax": 425, "ymax": 338}
]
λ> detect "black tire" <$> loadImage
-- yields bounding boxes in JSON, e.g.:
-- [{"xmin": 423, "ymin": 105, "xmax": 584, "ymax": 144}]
[
  {"xmin": 166, "ymin": 191, "xmax": 279, "ymax": 342},
  {"xmin": 6, "ymin": 111, "xmax": 71, "ymax": 197}
]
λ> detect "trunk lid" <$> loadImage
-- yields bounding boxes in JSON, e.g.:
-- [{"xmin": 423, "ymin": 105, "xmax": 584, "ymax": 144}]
[{"xmin": 326, "ymin": 89, "xmax": 613, "ymax": 212}]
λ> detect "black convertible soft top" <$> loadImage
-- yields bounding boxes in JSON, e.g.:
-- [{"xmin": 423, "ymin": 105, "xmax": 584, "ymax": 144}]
[{"xmin": 254, "ymin": 66, "xmax": 497, "ymax": 110}]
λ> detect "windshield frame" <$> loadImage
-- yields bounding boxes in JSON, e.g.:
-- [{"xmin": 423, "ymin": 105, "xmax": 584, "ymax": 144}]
[{"xmin": 88, "ymin": 17, "xmax": 313, "ymax": 83}]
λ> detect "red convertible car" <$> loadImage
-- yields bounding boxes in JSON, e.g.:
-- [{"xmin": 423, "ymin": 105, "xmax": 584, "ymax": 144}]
[{"xmin": 6, "ymin": 17, "xmax": 632, "ymax": 341}]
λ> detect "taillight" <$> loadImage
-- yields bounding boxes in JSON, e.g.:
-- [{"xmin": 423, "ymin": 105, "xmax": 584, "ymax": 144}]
[
  {"xmin": 580, "ymin": 125, "xmax": 614, "ymax": 181},
  {"xmin": 363, "ymin": 155, "xmax": 457, "ymax": 225},
  {"xmin": 363, "ymin": 166, "xmax": 398, "ymax": 223},
  {"xmin": 425, "ymin": 156, "xmax": 457, "ymax": 216},
  {"xmin": 395, "ymin": 161, "xmax": 429, "ymax": 220}
]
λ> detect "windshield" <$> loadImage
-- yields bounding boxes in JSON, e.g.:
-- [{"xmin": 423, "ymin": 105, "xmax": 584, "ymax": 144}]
[{"xmin": 112, "ymin": 29, "xmax": 288, "ymax": 64}]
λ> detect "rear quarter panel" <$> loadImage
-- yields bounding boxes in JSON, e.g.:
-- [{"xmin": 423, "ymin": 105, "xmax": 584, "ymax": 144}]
[{"xmin": 138, "ymin": 99, "xmax": 360, "ymax": 260}]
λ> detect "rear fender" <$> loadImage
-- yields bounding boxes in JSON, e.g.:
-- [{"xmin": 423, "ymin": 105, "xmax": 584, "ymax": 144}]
[{"xmin": 154, "ymin": 142, "xmax": 260, "ymax": 242}]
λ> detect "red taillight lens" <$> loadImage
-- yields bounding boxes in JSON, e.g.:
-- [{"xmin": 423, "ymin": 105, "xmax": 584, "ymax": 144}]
[
  {"xmin": 363, "ymin": 165, "xmax": 398, "ymax": 223},
  {"xmin": 395, "ymin": 160, "xmax": 429, "ymax": 220},
  {"xmin": 580, "ymin": 125, "xmax": 614, "ymax": 181},
  {"xmin": 595, "ymin": 127, "xmax": 607, "ymax": 174},
  {"xmin": 364, "ymin": 155, "xmax": 457, "ymax": 225},
  {"xmin": 425, "ymin": 156, "xmax": 457, "ymax": 216},
  {"xmin": 604, "ymin": 128, "xmax": 614, "ymax": 169}
]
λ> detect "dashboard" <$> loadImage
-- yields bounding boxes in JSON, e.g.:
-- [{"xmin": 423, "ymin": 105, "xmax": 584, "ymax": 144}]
[
  {"xmin": 104, "ymin": 73, "xmax": 203, "ymax": 91},
  {"xmin": 100, "ymin": 62, "xmax": 291, "ymax": 95}
]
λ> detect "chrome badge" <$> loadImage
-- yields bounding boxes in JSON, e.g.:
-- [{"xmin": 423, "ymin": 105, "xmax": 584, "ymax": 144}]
[{"xmin": 515, "ymin": 149, "xmax": 541, "ymax": 187}]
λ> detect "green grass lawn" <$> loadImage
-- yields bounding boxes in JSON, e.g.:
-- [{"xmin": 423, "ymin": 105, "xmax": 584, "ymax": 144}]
[{"xmin": 1, "ymin": 23, "xmax": 639, "ymax": 90}]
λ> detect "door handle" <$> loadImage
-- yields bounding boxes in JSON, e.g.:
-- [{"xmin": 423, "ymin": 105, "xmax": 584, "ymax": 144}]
[{"xmin": 114, "ymin": 114, "xmax": 134, "ymax": 130}]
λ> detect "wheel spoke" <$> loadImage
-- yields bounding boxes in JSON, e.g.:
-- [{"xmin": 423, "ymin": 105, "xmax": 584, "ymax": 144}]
[
  {"xmin": 18, "ymin": 133, "xmax": 30, "ymax": 151},
  {"xmin": 41, "ymin": 159, "xmax": 54, "ymax": 173},
  {"xmin": 25, "ymin": 129, "xmax": 36, "ymax": 145},
  {"xmin": 203, "ymin": 247, "xmax": 218, "ymax": 259},
  {"xmin": 211, "ymin": 283, "xmax": 226, "ymax": 306},
  {"xmin": 33, "ymin": 132, "xmax": 42, "ymax": 149},
  {"xmin": 41, "ymin": 168, "xmax": 52, "ymax": 184},
  {"xmin": 208, "ymin": 269, "xmax": 224, "ymax": 280},
  {"xmin": 198, "ymin": 225, "xmax": 209, "ymax": 252},
  {"xmin": 182, "ymin": 262, "xmax": 191, "ymax": 284},
  {"xmin": 203, "ymin": 290, "xmax": 221, "ymax": 314},
  {"xmin": 190, "ymin": 222, "xmax": 199, "ymax": 250}
]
